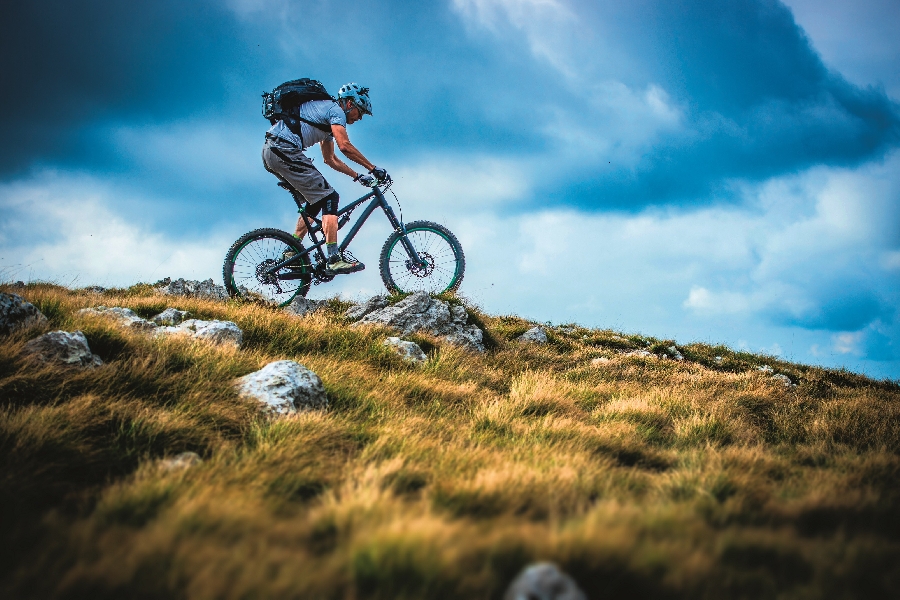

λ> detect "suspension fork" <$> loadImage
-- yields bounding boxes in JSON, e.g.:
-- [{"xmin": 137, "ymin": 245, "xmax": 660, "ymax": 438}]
[{"xmin": 375, "ymin": 188, "xmax": 425, "ymax": 265}]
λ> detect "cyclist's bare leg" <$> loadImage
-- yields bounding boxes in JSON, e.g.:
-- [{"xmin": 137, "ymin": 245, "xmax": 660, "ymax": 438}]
[
  {"xmin": 294, "ymin": 217, "xmax": 307, "ymax": 242},
  {"xmin": 322, "ymin": 215, "xmax": 338, "ymax": 244},
  {"xmin": 293, "ymin": 215, "xmax": 337, "ymax": 244}
]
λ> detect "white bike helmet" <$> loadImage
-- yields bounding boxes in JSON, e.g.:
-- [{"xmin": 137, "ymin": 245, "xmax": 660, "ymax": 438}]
[{"xmin": 337, "ymin": 82, "xmax": 373, "ymax": 115}]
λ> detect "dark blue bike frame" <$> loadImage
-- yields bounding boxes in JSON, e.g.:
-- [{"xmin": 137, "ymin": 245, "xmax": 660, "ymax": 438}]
[{"xmin": 265, "ymin": 185, "xmax": 421, "ymax": 276}]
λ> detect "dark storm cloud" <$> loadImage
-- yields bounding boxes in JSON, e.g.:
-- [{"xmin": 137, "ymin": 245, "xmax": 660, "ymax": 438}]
[{"xmin": 0, "ymin": 0, "xmax": 245, "ymax": 173}]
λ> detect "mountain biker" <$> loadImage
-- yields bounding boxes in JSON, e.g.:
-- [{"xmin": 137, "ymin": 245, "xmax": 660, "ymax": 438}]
[{"xmin": 262, "ymin": 82, "xmax": 390, "ymax": 275}]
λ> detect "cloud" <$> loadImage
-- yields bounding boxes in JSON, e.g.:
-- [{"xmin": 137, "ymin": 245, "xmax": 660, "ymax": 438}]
[{"xmin": 0, "ymin": 171, "xmax": 231, "ymax": 286}]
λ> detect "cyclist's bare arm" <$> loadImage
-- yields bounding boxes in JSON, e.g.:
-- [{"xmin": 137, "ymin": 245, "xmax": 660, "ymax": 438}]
[
  {"xmin": 329, "ymin": 125, "xmax": 375, "ymax": 173},
  {"xmin": 320, "ymin": 138, "xmax": 358, "ymax": 178}
]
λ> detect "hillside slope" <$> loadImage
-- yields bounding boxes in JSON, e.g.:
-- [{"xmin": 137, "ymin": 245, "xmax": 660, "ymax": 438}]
[{"xmin": 1, "ymin": 283, "xmax": 899, "ymax": 599}]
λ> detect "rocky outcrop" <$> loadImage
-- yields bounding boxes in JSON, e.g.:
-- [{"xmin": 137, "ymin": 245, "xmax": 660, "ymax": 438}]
[
  {"xmin": 344, "ymin": 295, "xmax": 389, "ymax": 321},
  {"xmin": 156, "ymin": 278, "xmax": 229, "ymax": 302},
  {"xmin": 151, "ymin": 308, "xmax": 190, "ymax": 326},
  {"xmin": 22, "ymin": 330, "xmax": 102, "ymax": 369},
  {"xmin": 504, "ymin": 563, "xmax": 586, "ymax": 600},
  {"xmin": 353, "ymin": 292, "xmax": 485, "ymax": 352},
  {"xmin": 0, "ymin": 292, "xmax": 48, "ymax": 336},
  {"xmin": 285, "ymin": 297, "xmax": 324, "ymax": 317},
  {"xmin": 155, "ymin": 319, "xmax": 243, "ymax": 348},
  {"xmin": 79, "ymin": 305, "xmax": 242, "ymax": 348},
  {"xmin": 77, "ymin": 306, "xmax": 156, "ymax": 330},
  {"xmin": 234, "ymin": 360, "xmax": 327, "ymax": 415},
  {"xmin": 383, "ymin": 337, "xmax": 428, "ymax": 365},
  {"xmin": 517, "ymin": 326, "xmax": 548, "ymax": 344}
]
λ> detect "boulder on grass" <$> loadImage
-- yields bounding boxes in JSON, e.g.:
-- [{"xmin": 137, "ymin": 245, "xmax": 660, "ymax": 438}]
[
  {"xmin": 344, "ymin": 295, "xmax": 389, "ymax": 321},
  {"xmin": 22, "ymin": 330, "xmax": 102, "ymax": 369},
  {"xmin": 383, "ymin": 337, "xmax": 428, "ymax": 365},
  {"xmin": 355, "ymin": 292, "xmax": 485, "ymax": 352},
  {"xmin": 156, "ymin": 278, "xmax": 229, "ymax": 302},
  {"xmin": 285, "ymin": 297, "xmax": 324, "ymax": 317},
  {"xmin": 151, "ymin": 308, "xmax": 190, "ymax": 326},
  {"xmin": 235, "ymin": 360, "xmax": 327, "ymax": 415},
  {"xmin": 0, "ymin": 292, "xmax": 48, "ymax": 336},
  {"xmin": 156, "ymin": 319, "xmax": 243, "ymax": 348},
  {"xmin": 77, "ymin": 306, "xmax": 156, "ymax": 330},
  {"xmin": 160, "ymin": 452, "xmax": 202, "ymax": 471},
  {"xmin": 504, "ymin": 563, "xmax": 586, "ymax": 600},
  {"xmin": 517, "ymin": 326, "xmax": 548, "ymax": 344}
]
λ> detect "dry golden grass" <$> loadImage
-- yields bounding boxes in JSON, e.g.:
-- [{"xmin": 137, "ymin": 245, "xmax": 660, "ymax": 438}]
[{"xmin": 1, "ymin": 283, "xmax": 899, "ymax": 599}]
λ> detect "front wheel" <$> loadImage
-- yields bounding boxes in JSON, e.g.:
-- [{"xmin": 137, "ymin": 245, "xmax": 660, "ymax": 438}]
[
  {"xmin": 223, "ymin": 228, "xmax": 311, "ymax": 306},
  {"xmin": 379, "ymin": 220, "xmax": 465, "ymax": 294}
]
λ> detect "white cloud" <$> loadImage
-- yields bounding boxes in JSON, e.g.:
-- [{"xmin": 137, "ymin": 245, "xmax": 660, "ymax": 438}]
[{"xmin": 0, "ymin": 171, "xmax": 231, "ymax": 287}]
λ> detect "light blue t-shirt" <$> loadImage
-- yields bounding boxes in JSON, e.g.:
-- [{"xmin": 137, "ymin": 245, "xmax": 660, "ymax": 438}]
[{"xmin": 267, "ymin": 100, "xmax": 347, "ymax": 149}]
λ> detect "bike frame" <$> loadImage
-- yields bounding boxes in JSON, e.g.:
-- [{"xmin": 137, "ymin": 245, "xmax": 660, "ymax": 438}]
[{"xmin": 265, "ymin": 184, "xmax": 422, "ymax": 277}]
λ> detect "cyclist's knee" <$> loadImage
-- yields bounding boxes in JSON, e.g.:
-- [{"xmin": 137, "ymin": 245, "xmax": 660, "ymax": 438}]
[{"xmin": 321, "ymin": 190, "xmax": 339, "ymax": 216}]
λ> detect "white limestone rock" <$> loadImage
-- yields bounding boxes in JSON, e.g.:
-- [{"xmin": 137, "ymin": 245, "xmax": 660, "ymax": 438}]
[
  {"xmin": 285, "ymin": 297, "xmax": 324, "ymax": 317},
  {"xmin": 234, "ymin": 360, "xmax": 327, "ymax": 415},
  {"xmin": 151, "ymin": 308, "xmax": 191, "ymax": 326},
  {"xmin": 77, "ymin": 306, "xmax": 156, "ymax": 330},
  {"xmin": 517, "ymin": 326, "xmax": 548, "ymax": 344},
  {"xmin": 156, "ymin": 278, "xmax": 229, "ymax": 302},
  {"xmin": 504, "ymin": 563, "xmax": 586, "ymax": 600},
  {"xmin": 0, "ymin": 292, "xmax": 48, "ymax": 336},
  {"xmin": 667, "ymin": 345, "xmax": 684, "ymax": 361},
  {"xmin": 758, "ymin": 365, "xmax": 774, "ymax": 374},
  {"xmin": 624, "ymin": 349, "xmax": 654, "ymax": 358},
  {"xmin": 344, "ymin": 295, "xmax": 389, "ymax": 321},
  {"xmin": 357, "ymin": 292, "xmax": 485, "ymax": 352},
  {"xmin": 771, "ymin": 373, "xmax": 797, "ymax": 388},
  {"xmin": 156, "ymin": 319, "xmax": 243, "ymax": 348},
  {"xmin": 22, "ymin": 330, "xmax": 102, "ymax": 369},
  {"xmin": 160, "ymin": 452, "xmax": 202, "ymax": 471},
  {"xmin": 383, "ymin": 337, "xmax": 428, "ymax": 365}
]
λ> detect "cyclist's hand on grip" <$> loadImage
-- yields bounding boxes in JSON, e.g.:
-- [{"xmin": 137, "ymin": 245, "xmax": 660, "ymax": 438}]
[
  {"xmin": 354, "ymin": 173, "xmax": 377, "ymax": 187},
  {"xmin": 370, "ymin": 167, "xmax": 390, "ymax": 185}
]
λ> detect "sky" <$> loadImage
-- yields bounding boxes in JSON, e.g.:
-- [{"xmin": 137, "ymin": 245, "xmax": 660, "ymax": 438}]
[{"xmin": 1, "ymin": 0, "xmax": 898, "ymax": 379}]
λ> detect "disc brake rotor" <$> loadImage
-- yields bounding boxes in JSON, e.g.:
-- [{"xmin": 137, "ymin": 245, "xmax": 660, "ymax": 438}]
[{"xmin": 406, "ymin": 252, "xmax": 435, "ymax": 278}]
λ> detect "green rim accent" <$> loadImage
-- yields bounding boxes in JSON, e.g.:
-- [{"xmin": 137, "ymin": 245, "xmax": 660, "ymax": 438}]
[
  {"xmin": 228, "ymin": 235, "xmax": 305, "ymax": 307},
  {"xmin": 386, "ymin": 227, "xmax": 461, "ymax": 293}
]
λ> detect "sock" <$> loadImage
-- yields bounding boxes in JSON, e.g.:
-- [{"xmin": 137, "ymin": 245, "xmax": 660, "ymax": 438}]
[{"xmin": 327, "ymin": 242, "xmax": 339, "ymax": 258}]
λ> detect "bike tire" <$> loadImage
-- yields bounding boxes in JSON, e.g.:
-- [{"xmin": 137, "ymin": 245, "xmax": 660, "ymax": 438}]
[
  {"xmin": 223, "ymin": 228, "xmax": 311, "ymax": 306},
  {"xmin": 379, "ymin": 220, "xmax": 465, "ymax": 294}
]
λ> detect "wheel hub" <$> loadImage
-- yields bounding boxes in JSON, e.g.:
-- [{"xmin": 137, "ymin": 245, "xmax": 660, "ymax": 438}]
[{"xmin": 406, "ymin": 252, "xmax": 435, "ymax": 278}]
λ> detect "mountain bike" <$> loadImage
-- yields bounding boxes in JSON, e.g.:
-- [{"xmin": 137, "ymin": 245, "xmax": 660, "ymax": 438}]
[{"xmin": 223, "ymin": 178, "xmax": 465, "ymax": 306}]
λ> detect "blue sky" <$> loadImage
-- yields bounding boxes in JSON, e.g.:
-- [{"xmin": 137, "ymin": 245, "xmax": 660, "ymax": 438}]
[{"xmin": 2, "ymin": 0, "xmax": 899, "ymax": 379}]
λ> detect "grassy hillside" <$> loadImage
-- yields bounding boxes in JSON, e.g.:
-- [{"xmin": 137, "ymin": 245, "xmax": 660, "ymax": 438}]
[{"xmin": 1, "ymin": 283, "xmax": 899, "ymax": 599}]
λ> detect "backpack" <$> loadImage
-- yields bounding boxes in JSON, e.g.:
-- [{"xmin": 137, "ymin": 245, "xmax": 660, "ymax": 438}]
[{"xmin": 262, "ymin": 78, "xmax": 335, "ymax": 135}]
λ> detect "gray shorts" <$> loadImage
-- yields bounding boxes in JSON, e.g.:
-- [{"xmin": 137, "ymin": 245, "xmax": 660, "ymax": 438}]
[{"xmin": 262, "ymin": 136, "xmax": 336, "ymax": 206}]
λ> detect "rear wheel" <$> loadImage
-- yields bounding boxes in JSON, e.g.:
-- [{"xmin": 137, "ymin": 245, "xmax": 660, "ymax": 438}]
[
  {"xmin": 379, "ymin": 220, "xmax": 465, "ymax": 294},
  {"xmin": 223, "ymin": 228, "xmax": 311, "ymax": 306}
]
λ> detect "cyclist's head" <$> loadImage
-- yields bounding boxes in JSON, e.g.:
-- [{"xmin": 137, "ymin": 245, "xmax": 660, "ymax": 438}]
[{"xmin": 337, "ymin": 83, "xmax": 373, "ymax": 119}]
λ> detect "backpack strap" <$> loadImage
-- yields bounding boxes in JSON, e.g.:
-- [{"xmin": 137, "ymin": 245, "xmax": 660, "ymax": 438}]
[{"xmin": 294, "ymin": 114, "xmax": 334, "ymax": 134}]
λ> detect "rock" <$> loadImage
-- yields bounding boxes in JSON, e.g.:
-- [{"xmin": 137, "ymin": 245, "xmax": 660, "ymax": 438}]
[
  {"xmin": 624, "ymin": 349, "xmax": 653, "ymax": 358},
  {"xmin": 0, "ymin": 292, "xmax": 48, "ymax": 336},
  {"xmin": 156, "ymin": 277, "xmax": 229, "ymax": 302},
  {"xmin": 517, "ymin": 326, "xmax": 548, "ymax": 344},
  {"xmin": 667, "ymin": 345, "xmax": 684, "ymax": 361},
  {"xmin": 156, "ymin": 319, "xmax": 243, "ymax": 348},
  {"xmin": 344, "ymin": 295, "xmax": 389, "ymax": 321},
  {"xmin": 285, "ymin": 297, "xmax": 324, "ymax": 317},
  {"xmin": 357, "ymin": 292, "xmax": 486, "ymax": 352},
  {"xmin": 504, "ymin": 563, "xmax": 586, "ymax": 600},
  {"xmin": 771, "ymin": 373, "xmax": 796, "ymax": 388},
  {"xmin": 714, "ymin": 356, "xmax": 724, "ymax": 364},
  {"xmin": 591, "ymin": 357, "xmax": 610, "ymax": 366},
  {"xmin": 77, "ymin": 306, "xmax": 156, "ymax": 330},
  {"xmin": 758, "ymin": 365, "xmax": 774, "ymax": 374},
  {"xmin": 22, "ymin": 330, "xmax": 102, "ymax": 369},
  {"xmin": 81, "ymin": 286, "xmax": 107, "ymax": 294},
  {"xmin": 383, "ymin": 337, "xmax": 428, "ymax": 365},
  {"xmin": 234, "ymin": 360, "xmax": 327, "ymax": 415},
  {"xmin": 151, "ymin": 308, "xmax": 190, "ymax": 326},
  {"xmin": 160, "ymin": 451, "xmax": 202, "ymax": 471}
]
